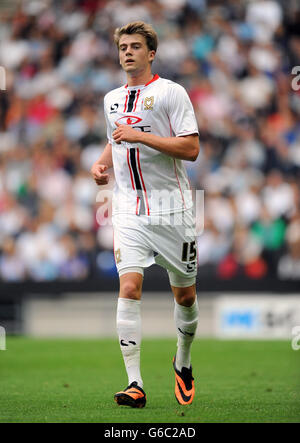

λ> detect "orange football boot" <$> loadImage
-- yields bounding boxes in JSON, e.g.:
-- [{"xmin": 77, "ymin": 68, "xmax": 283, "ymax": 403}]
[
  {"xmin": 173, "ymin": 356, "xmax": 195, "ymax": 405},
  {"xmin": 114, "ymin": 381, "xmax": 146, "ymax": 408}
]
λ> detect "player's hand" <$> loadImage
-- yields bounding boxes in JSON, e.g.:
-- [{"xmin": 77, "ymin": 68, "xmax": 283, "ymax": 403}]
[
  {"xmin": 112, "ymin": 121, "xmax": 140, "ymax": 144},
  {"xmin": 91, "ymin": 163, "xmax": 109, "ymax": 185}
]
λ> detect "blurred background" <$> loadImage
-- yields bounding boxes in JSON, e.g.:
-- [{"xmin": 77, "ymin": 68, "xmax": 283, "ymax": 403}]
[{"xmin": 0, "ymin": 0, "xmax": 300, "ymax": 339}]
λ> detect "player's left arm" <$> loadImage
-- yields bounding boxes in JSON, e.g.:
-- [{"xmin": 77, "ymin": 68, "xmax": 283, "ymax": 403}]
[{"xmin": 112, "ymin": 125, "xmax": 199, "ymax": 161}]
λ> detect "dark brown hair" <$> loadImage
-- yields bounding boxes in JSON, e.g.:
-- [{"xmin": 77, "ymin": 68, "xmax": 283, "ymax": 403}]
[{"xmin": 114, "ymin": 21, "xmax": 158, "ymax": 52}]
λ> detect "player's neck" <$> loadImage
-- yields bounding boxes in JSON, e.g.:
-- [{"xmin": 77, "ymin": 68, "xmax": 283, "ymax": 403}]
[{"xmin": 126, "ymin": 70, "xmax": 154, "ymax": 87}]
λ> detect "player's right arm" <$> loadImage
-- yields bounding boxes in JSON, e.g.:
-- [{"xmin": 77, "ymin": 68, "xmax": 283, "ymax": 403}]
[{"xmin": 91, "ymin": 142, "xmax": 113, "ymax": 186}]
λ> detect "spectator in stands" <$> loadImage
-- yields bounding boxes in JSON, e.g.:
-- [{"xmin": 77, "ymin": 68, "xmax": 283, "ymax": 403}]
[{"xmin": 0, "ymin": 0, "xmax": 299, "ymax": 283}]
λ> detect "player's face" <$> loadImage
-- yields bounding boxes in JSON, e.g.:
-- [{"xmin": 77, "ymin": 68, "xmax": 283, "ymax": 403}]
[{"xmin": 119, "ymin": 34, "xmax": 155, "ymax": 75}]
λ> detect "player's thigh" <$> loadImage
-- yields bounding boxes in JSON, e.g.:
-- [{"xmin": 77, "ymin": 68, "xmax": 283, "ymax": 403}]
[
  {"xmin": 152, "ymin": 210, "xmax": 198, "ymax": 279},
  {"xmin": 113, "ymin": 214, "xmax": 153, "ymax": 273}
]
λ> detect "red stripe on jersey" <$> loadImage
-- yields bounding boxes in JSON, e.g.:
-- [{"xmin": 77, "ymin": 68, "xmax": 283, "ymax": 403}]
[
  {"xmin": 133, "ymin": 89, "xmax": 141, "ymax": 112},
  {"xmin": 173, "ymin": 159, "xmax": 186, "ymax": 209},
  {"xmin": 136, "ymin": 148, "xmax": 150, "ymax": 216},
  {"xmin": 123, "ymin": 91, "xmax": 130, "ymax": 112},
  {"xmin": 169, "ymin": 116, "xmax": 186, "ymax": 208},
  {"xmin": 127, "ymin": 148, "xmax": 135, "ymax": 190},
  {"xmin": 168, "ymin": 116, "xmax": 172, "ymax": 136},
  {"xmin": 113, "ymin": 230, "xmax": 116, "ymax": 264},
  {"xmin": 136, "ymin": 196, "xmax": 140, "ymax": 215}
]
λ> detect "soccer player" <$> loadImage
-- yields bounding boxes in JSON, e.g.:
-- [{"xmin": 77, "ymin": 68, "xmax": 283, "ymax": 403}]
[{"xmin": 91, "ymin": 22, "xmax": 200, "ymax": 408}]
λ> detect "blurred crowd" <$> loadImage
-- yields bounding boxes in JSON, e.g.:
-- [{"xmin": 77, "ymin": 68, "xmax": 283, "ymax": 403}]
[{"xmin": 0, "ymin": 0, "xmax": 300, "ymax": 282}]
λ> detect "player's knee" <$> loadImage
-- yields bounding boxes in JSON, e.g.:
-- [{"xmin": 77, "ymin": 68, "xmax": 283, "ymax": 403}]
[
  {"xmin": 120, "ymin": 281, "xmax": 142, "ymax": 300},
  {"xmin": 175, "ymin": 291, "xmax": 196, "ymax": 307}
]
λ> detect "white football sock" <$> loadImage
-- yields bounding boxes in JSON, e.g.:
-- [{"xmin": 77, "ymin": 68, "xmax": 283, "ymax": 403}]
[
  {"xmin": 174, "ymin": 298, "xmax": 198, "ymax": 372},
  {"xmin": 116, "ymin": 298, "xmax": 143, "ymax": 388}
]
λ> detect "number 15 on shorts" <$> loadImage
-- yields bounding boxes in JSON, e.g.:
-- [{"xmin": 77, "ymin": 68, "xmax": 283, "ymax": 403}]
[{"xmin": 182, "ymin": 241, "xmax": 197, "ymax": 273}]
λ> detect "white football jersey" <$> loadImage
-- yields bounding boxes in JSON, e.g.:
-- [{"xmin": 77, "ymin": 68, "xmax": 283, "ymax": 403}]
[{"xmin": 104, "ymin": 75, "xmax": 199, "ymax": 215}]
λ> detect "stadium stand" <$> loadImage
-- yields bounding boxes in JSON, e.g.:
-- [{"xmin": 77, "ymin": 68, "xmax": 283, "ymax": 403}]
[{"xmin": 0, "ymin": 0, "xmax": 299, "ymax": 289}]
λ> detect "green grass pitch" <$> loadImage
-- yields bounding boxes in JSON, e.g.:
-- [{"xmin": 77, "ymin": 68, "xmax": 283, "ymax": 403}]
[{"xmin": 0, "ymin": 337, "xmax": 299, "ymax": 423}]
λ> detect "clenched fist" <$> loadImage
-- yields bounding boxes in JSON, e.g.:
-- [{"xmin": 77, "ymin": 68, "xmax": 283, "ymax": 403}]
[{"xmin": 91, "ymin": 163, "xmax": 109, "ymax": 185}]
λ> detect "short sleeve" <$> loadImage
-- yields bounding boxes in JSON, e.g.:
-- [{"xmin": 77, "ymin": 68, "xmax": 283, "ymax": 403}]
[
  {"xmin": 104, "ymin": 95, "xmax": 113, "ymax": 144},
  {"xmin": 166, "ymin": 83, "xmax": 199, "ymax": 137}
]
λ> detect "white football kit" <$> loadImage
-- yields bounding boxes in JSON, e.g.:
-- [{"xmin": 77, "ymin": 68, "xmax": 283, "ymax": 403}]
[{"xmin": 104, "ymin": 74, "xmax": 199, "ymax": 286}]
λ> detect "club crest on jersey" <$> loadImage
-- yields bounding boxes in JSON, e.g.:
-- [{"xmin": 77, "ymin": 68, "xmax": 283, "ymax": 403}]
[
  {"xmin": 115, "ymin": 248, "xmax": 122, "ymax": 264},
  {"xmin": 144, "ymin": 96, "xmax": 154, "ymax": 110}
]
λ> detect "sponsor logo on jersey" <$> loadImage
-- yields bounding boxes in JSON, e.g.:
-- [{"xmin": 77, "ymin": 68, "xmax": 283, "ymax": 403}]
[
  {"xmin": 116, "ymin": 115, "xmax": 142, "ymax": 125},
  {"xmin": 110, "ymin": 103, "xmax": 119, "ymax": 114}
]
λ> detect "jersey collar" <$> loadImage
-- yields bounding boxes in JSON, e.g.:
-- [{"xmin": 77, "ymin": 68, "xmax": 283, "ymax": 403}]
[{"xmin": 125, "ymin": 74, "xmax": 160, "ymax": 89}]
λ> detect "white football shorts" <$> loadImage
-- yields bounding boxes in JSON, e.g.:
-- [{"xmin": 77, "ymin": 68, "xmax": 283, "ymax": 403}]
[{"xmin": 112, "ymin": 208, "xmax": 198, "ymax": 288}]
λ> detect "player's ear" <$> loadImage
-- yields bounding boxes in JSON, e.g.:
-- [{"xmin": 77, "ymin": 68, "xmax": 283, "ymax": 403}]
[{"xmin": 149, "ymin": 50, "xmax": 155, "ymax": 63}]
